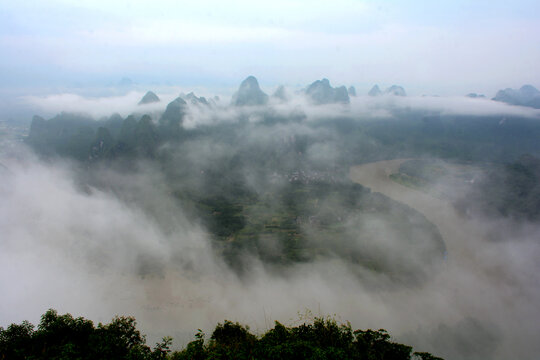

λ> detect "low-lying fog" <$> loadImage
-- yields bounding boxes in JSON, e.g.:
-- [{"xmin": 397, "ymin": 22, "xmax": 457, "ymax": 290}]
[
  {"xmin": 22, "ymin": 87, "xmax": 540, "ymax": 120},
  {"xmin": 1, "ymin": 88, "xmax": 540, "ymax": 360}
]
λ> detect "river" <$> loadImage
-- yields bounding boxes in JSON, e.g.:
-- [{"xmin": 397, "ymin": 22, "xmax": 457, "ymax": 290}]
[{"xmin": 350, "ymin": 159, "xmax": 483, "ymax": 266}]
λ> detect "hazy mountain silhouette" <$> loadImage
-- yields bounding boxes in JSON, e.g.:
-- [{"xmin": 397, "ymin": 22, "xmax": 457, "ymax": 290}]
[
  {"xmin": 493, "ymin": 85, "xmax": 540, "ymax": 108},
  {"xmin": 368, "ymin": 85, "xmax": 382, "ymax": 96},
  {"xmin": 305, "ymin": 78, "xmax": 349, "ymax": 104},
  {"xmin": 138, "ymin": 91, "xmax": 160, "ymax": 105},
  {"xmin": 231, "ymin": 76, "xmax": 269, "ymax": 106}
]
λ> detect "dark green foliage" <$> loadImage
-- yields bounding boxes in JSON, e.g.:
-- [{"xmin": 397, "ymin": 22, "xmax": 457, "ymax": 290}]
[
  {"xmin": 457, "ymin": 154, "xmax": 540, "ymax": 221},
  {"xmin": 353, "ymin": 329, "xmax": 412, "ymax": 360},
  {"xmin": 0, "ymin": 320, "xmax": 34, "ymax": 359},
  {"xmin": 172, "ymin": 317, "xmax": 441, "ymax": 360},
  {"xmin": 206, "ymin": 321, "xmax": 257, "ymax": 358},
  {"xmin": 35, "ymin": 309, "xmax": 96, "ymax": 358},
  {"xmin": 171, "ymin": 330, "xmax": 205, "ymax": 360},
  {"xmin": 91, "ymin": 315, "xmax": 149, "ymax": 359},
  {"xmin": 1, "ymin": 311, "xmax": 442, "ymax": 360},
  {"xmin": 0, "ymin": 309, "xmax": 170, "ymax": 360},
  {"xmin": 152, "ymin": 337, "xmax": 173, "ymax": 359},
  {"xmin": 202, "ymin": 179, "xmax": 445, "ymax": 282},
  {"xmin": 196, "ymin": 196, "xmax": 246, "ymax": 237},
  {"xmin": 413, "ymin": 352, "xmax": 444, "ymax": 360}
]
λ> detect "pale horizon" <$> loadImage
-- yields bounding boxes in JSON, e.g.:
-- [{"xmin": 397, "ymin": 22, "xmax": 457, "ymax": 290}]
[{"xmin": 1, "ymin": 0, "xmax": 540, "ymax": 99}]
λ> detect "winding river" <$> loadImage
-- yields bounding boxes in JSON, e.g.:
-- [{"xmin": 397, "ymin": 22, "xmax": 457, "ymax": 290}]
[{"xmin": 350, "ymin": 159, "xmax": 481, "ymax": 266}]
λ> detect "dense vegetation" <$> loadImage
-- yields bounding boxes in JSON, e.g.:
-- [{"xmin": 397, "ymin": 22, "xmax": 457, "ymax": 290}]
[
  {"xmin": 0, "ymin": 309, "xmax": 169, "ymax": 360},
  {"xmin": 0, "ymin": 310, "xmax": 443, "ymax": 360},
  {"xmin": 26, "ymin": 110, "xmax": 540, "ymax": 166},
  {"xmin": 188, "ymin": 179, "xmax": 445, "ymax": 282},
  {"xmin": 457, "ymin": 154, "xmax": 540, "ymax": 221},
  {"xmin": 361, "ymin": 114, "xmax": 540, "ymax": 163}
]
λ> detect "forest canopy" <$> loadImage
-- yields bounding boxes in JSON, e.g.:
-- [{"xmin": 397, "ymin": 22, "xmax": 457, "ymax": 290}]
[{"xmin": 0, "ymin": 309, "xmax": 443, "ymax": 360}]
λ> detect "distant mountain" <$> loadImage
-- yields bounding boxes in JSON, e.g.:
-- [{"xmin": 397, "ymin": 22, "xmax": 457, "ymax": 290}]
[
  {"xmin": 159, "ymin": 97, "xmax": 187, "ymax": 139},
  {"xmin": 272, "ymin": 85, "xmax": 289, "ymax": 101},
  {"xmin": 138, "ymin": 91, "xmax": 160, "ymax": 105},
  {"xmin": 231, "ymin": 76, "xmax": 269, "ymax": 106},
  {"xmin": 348, "ymin": 86, "xmax": 357, "ymax": 97},
  {"xmin": 28, "ymin": 115, "xmax": 47, "ymax": 139},
  {"xmin": 183, "ymin": 92, "xmax": 210, "ymax": 106},
  {"xmin": 368, "ymin": 84, "xmax": 406, "ymax": 96},
  {"xmin": 106, "ymin": 113, "xmax": 124, "ymax": 138},
  {"xmin": 118, "ymin": 115, "xmax": 138, "ymax": 149},
  {"xmin": 114, "ymin": 114, "xmax": 160, "ymax": 158},
  {"xmin": 466, "ymin": 93, "xmax": 486, "ymax": 99},
  {"xmin": 135, "ymin": 115, "xmax": 159, "ymax": 157},
  {"xmin": 118, "ymin": 77, "xmax": 134, "ymax": 87},
  {"xmin": 89, "ymin": 127, "xmax": 115, "ymax": 160},
  {"xmin": 26, "ymin": 113, "xmax": 96, "ymax": 160},
  {"xmin": 305, "ymin": 78, "xmax": 349, "ymax": 104},
  {"xmin": 492, "ymin": 85, "xmax": 540, "ymax": 109},
  {"xmin": 368, "ymin": 85, "xmax": 382, "ymax": 96},
  {"xmin": 385, "ymin": 85, "xmax": 406, "ymax": 96},
  {"xmin": 161, "ymin": 97, "xmax": 187, "ymax": 123}
]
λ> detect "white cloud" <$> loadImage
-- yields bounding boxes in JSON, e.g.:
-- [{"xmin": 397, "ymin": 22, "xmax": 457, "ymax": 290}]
[
  {"xmin": 350, "ymin": 95, "xmax": 540, "ymax": 118},
  {"xmin": 1, "ymin": 149, "xmax": 540, "ymax": 358},
  {"xmin": 22, "ymin": 91, "xmax": 177, "ymax": 118}
]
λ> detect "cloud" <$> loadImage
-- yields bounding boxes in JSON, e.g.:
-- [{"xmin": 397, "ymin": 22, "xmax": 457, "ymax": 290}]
[
  {"xmin": 20, "ymin": 84, "xmax": 540, "ymax": 138},
  {"xmin": 183, "ymin": 89, "xmax": 540, "ymax": 129},
  {"xmin": 22, "ymin": 91, "xmax": 176, "ymax": 118},
  {"xmin": 2, "ymin": 130, "xmax": 540, "ymax": 360},
  {"xmin": 3, "ymin": 90, "xmax": 540, "ymax": 358},
  {"xmin": 349, "ymin": 95, "xmax": 540, "ymax": 118}
]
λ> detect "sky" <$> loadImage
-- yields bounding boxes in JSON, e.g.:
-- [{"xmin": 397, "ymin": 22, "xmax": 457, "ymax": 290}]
[{"xmin": 1, "ymin": 0, "xmax": 540, "ymax": 96}]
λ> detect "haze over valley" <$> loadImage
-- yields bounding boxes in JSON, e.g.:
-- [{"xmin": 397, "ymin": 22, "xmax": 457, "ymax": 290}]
[{"xmin": 2, "ymin": 1, "xmax": 540, "ymax": 359}]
